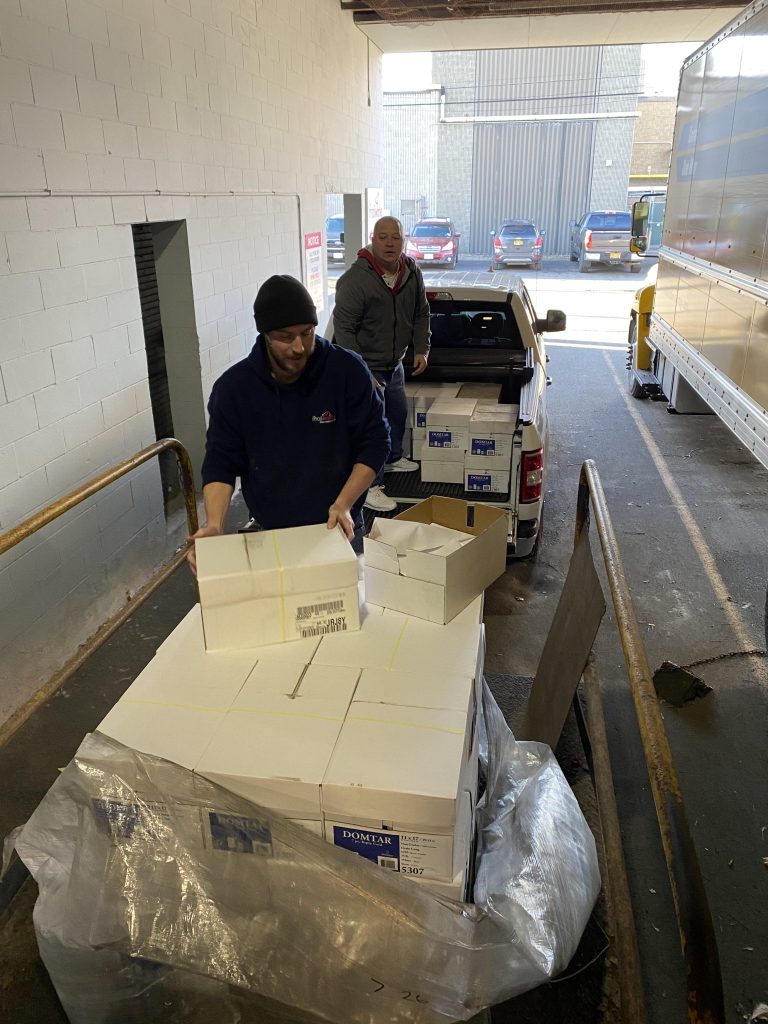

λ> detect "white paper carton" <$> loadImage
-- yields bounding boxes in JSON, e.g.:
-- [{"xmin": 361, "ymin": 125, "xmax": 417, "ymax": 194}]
[
  {"xmin": 467, "ymin": 431, "xmax": 513, "ymax": 459},
  {"xmin": 458, "ymin": 382, "xmax": 502, "ymax": 402},
  {"xmin": 464, "ymin": 460, "xmax": 511, "ymax": 494},
  {"xmin": 363, "ymin": 497, "xmax": 507, "ymax": 623},
  {"xmin": 354, "ymin": 666, "xmax": 476, "ymax": 716},
  {"xmin": 322, "ymin": 704, "xmax": 476, "ymax": 880},
  {"xmin": 425, "ymin": 398, "xmax": 477, "ymax": 428},
  {"xmin": 98, "ymin": 699, "xmax": 230, "ymax": 772},
  {"xmin": 420, "ymin": 460, "xmax": 465, "ymax": 484},
  {"xmin": 195, "ymin": 664, "xmax": 361, "ymax": 819},
  {"xmin": 470, "ymin": 404, "xmax": 518, "ymax": 433},
  {"xmin": 312, "ymin": 610, "xmax": 485, "ymax": 683},
  {"xmin": 196, "ymin": 524, "xmax": 360, "ymax": 652},
  {"xmin": 412, "ymin": 383, "xmax": 460, "ymax": 429},
  {"xmin": 155, "ymin": 603, "xmax": 323, "ymax": 664},
  {"xmin": 417, "ymin": 438, "xmax": 466, "ymax": 462}
]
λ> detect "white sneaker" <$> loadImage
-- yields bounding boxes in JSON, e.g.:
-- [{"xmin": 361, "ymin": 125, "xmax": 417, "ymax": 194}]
[
  {"xmin": 384, "ymin": 456, "xmax": 419, "ymax": 473},
  {"xmin": 364, "ymin": 485, "xmax": 397, "ymax": 512}
]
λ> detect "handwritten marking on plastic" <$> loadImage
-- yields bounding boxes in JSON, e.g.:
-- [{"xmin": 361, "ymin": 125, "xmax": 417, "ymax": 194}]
[{"xmin": 369, "ymin": 978, "xmax": 429, "ymax": 1004}]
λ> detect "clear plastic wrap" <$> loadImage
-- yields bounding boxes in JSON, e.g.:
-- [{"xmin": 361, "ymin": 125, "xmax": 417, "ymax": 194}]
[{"xmin": 14, "ymin": 683, "xmax": 600, "ymax": 1024}]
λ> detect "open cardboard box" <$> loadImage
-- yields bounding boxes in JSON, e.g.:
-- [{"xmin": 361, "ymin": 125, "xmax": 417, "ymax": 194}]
[{"xmin": 364, "ymin": 496, "xmax": 507, "ymax": 624}]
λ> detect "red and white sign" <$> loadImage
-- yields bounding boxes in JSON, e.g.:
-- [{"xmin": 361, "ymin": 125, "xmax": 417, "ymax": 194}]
[{"xmin": 304, "ymin": 231, "xmax": 324, "ymax": 313}]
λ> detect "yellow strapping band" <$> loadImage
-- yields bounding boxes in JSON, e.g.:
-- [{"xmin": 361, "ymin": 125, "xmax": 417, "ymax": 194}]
[
  {"xmin": 270, "ymin": 529, "xmax": 287, "ymax": 642},
  {"xmin": 387, "ymin": 617, "xmax": 410, "ymax": 669}
]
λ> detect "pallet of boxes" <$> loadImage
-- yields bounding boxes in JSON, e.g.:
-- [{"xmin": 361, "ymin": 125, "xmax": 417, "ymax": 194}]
[
  {"xmin": 404, "ymin": 381, "xmax": 515, "ymax": 495},
  {"xmin": 97, "ymin": 500, "xmax": 507, "ymax": 899},
  {"xmin": 16, "ymin": 507, "xmax": 602, "ymax": 1023}
]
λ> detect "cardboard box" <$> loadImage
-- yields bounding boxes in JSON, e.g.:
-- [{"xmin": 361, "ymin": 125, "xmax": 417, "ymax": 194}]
[
  {"xmin": 458, "ymin": 382, "xmax": 502, "ymax": 402},
  {"xmin": 401, "ymin": 426, "xmax": 412, "ymax": 459},
  {"xmin": 425, "ymin": 398, "xmax": 477, "ymax": 428},
  {"xmin": 155, "ymin": 603, "xmax": 323, "ymax": 664},
  {"xmin": 470, "ymin": 404, "xmax": 518, "ymax": 433},
  {"xmin": 420, "ymin": 460, "xmax": 464, "ymax": 484},
  {"xmin": 362, "ymin": 497, "xmax": 507, "ymax": 623},
  {"xmin": 322, "ymin": 706, "xmax": 476, "ymax": 880},
  {"xmin": 426, "ymin": 426, "xmax": 469, "ymax": 451},
  {"xmin": 468, "ymin": 431, "xmax": 513, "ymax": 460},
  {"xmin": 404, "ymin": 381, "xmax": 421, "ymax": 428},
  {"xmin": 464, "ymin": 460, "xmax": 511, "ymax": 494},
  {"xmin": 195, "ymin": 663, "xmax": 361, "ymax": 820},
  {"xmin": 417, "ymin": 437, "xmax": 466, "ymax": 461},
  {"xmin": 413, "ymin": 383, "xmax": 460, "ymax": 429},
  {"xmin": 312, "ymin": 610, "xmax": 485, "ymax": 686},
  {"xmin": 98, "ymin": 699, "xmax": 230, "ymax": 772},
  {"xmin": 354, "ymin": 665, "xmax": 476, "ymax": 716},
  {"xmin": 196, "ymin": 524, "xmax": 360, "ymax": 652}
]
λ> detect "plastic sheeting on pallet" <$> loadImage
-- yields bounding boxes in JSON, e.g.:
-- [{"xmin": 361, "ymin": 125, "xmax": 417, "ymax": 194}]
[{"xmin": 13, "ymin": 684, "xmax": 600, "ymax": 1024}]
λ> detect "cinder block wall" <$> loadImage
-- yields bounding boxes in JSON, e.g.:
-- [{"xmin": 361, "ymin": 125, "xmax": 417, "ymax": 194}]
[{"xmin": 0, "ymin": 0, "xmax": 381, "ymax": 723}]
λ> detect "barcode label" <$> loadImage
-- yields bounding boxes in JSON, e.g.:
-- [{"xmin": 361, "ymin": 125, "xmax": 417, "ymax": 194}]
[
  {"xmin": 377, "ymin": 856, "xmax": 399, "ymax": 870},
  {"xmin": 296, "ymin": 599, "xmax": 344, "ymax": 621},
  {"xmin": 299, "ymin": 615, "xmax": 347, "ymax": 638}
]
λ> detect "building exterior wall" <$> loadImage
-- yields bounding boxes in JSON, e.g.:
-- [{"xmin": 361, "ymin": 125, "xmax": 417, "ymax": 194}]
[
  {"xmin": 385, "ymin": 45, "xmax": 642, "ymax": 255},
  {"xmin": 0, "ymin": 0, "xmax": 381, "ymax": 723},
  {"xmin": 382, "ymin": 88, "xmax": 439, "ymax": 233},
  {"xmin": 629, "ymin": 96, "xmax": 676, "ymax": 190}
]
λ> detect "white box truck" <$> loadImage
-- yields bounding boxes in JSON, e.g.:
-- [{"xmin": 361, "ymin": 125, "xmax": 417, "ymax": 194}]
[{"xmin": 627, "ymin": 0, "xmax": 768, "ymax": 473}]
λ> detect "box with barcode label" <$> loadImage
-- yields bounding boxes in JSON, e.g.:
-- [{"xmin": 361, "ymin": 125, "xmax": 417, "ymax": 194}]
[{"xmin": 196, "ymin": 524, "xmax": 360, "ymax": 652}]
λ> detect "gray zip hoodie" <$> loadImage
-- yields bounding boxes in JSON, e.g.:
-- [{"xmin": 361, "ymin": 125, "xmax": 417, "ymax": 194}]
[{"xmin": 333, "ymin": 248, "xmax": 431, "ymax": 372}]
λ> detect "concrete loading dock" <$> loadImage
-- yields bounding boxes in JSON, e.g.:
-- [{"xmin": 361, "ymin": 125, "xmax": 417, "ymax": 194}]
[{"xmin": 2, "ymin": 326, "xmax": 766, "ymax": 1022}]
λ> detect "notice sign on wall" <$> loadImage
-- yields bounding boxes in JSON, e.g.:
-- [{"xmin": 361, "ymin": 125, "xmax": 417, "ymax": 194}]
[{"xmin": 304, "ymin": 231, "xmax": 324, "ymax": 314}]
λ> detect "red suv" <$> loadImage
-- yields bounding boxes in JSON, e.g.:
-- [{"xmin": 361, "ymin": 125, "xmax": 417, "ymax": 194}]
[{"xmin": 404, "ymin": 218, "xmax": 460, "ymax": 269}]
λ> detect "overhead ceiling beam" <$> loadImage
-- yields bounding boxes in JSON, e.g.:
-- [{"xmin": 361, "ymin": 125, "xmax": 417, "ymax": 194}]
[{"xmin": 346, "ymin": 0, "xmax": 741, "ymax": 23}]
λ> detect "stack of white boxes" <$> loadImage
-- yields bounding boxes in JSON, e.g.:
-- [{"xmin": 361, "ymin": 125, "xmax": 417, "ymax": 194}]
[
  {"xmin": 97, "ymin": 504, "xmax": 505, "ymax": 901},
  {"xmin": 465, "ymin": 402, "xmax": 518, "ymax": 495},
  {"xmin": 406, "ymin": 382, "xmax": 460, "ymax": 459},
  {"xmin": 420, "ymin": 397, "xmax": 477, "ymax": 484}
]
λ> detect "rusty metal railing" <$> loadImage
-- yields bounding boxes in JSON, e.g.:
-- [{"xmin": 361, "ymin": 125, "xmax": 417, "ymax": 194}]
[
  {"xmin": 575, "ymin": 459, "xmax": 724, "ymax": 1024},
  {"xmin": 0, "ymin": 439, "xmax": 198, "ymax": 747}
]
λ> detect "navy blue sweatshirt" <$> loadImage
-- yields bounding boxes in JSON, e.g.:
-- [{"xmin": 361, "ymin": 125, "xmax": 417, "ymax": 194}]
[{"xmin": 201, "ymin": 336, "xmax": 390, "ymax": 530}]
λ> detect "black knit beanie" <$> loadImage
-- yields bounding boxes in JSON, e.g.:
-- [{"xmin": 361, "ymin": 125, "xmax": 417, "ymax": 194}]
[{"xmin": 253, "ymin": 275, "xmax": 318, "ymax": 334}]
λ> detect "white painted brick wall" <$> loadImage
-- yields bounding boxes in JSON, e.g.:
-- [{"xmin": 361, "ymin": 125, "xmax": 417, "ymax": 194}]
[{"xmin": 0, "ymin": 0, "xmax": 381, "ymax": 725}]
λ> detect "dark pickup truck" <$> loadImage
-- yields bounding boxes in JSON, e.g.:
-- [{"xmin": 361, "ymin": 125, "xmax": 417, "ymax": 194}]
[{"xmin": 569, "ymin": 210, "xmax": 639, "ymax": 273}]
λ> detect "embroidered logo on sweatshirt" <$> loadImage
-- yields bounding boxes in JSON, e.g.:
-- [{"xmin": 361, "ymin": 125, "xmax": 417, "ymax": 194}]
[{"xmin": 312, "ymin": 410, "xmax": 336, "ymax": 424}]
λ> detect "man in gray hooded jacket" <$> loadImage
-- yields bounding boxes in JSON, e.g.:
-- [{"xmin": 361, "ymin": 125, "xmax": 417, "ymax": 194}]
[{"xmin": 333, "ymin": 216, "xmax": 431, "ymax": 512}]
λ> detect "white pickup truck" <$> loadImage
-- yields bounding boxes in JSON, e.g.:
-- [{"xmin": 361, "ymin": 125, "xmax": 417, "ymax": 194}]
[{"xmin": 331, "ymin": 280, "xmax": 565, "ymax": 557}]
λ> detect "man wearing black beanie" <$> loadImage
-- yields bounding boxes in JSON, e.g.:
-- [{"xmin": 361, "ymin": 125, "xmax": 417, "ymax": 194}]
[{"xmin": 188, "ymin": 274, "xmax": 390, "ymax": 570}]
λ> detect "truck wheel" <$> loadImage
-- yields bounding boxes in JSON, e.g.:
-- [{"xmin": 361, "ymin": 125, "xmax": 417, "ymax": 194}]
[
  {"xmin": 578, "ymin": 260, "xmax": 591, "ymax": 273},
  {"xmin": 627, "ymin": 321, "xmax": 647, "ymax": 399},
  {"xmin": 569, "ymin": 251, "xmax": 577, "ymax": 262},
  {"xmin": 630, "ymin": 263, "xmax": 641, "ymax": 274}
]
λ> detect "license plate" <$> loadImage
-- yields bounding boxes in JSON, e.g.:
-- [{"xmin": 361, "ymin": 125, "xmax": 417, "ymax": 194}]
[
  {"xmin": 610, "ymin": 251, "xmax": 620, "ymax": 259},
  {"xmin": 424, "ymin": 253, "xmax": 433, "ymax": 259},
  {"xmin": 513, "ymin": 239, "xmax": 523, "ymax": 246},
  {"xmin": 332, "ymin": 253, "xmax": 343, "ymax": 260}
]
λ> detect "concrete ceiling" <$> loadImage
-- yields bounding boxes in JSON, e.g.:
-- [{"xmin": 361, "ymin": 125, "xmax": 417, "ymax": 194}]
[{"xmin": 340, "ymin": 1, "xmax": 743, "ymax": 51}]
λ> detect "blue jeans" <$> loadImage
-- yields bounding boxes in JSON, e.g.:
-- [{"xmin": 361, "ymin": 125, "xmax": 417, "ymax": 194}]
[{"xmin": 373, "ymin": 361, "xmax": 407, "ymax": 486}]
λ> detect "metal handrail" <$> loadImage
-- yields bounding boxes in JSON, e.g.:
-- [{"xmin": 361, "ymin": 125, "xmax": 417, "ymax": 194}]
[
  {"xmin": 0, "ymin": 439, "xmax": 198, "ymax": 747},
  {"xmin": 0, "ymin": 438, "xmax": 197, "ymax": 557},
  {"xmin": 576, "ymin": 459, "xmax": 724, "ymax": 1024}
]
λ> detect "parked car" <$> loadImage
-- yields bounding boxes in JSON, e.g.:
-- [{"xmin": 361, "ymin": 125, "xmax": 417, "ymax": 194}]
[
  {"xmin": 404, "ymin": 218, "xmax": 460, "ymax": 269},
  {"xmin": 490, "ymin": 221, "xmax": 543, "ymax": 271},
  {"xmin": 326, "ymin": 214, "xmax": 345, "ymax": 266},
  {"xmin": 569, "ymin": 210, "xmax": 639, "ymax": 272}
]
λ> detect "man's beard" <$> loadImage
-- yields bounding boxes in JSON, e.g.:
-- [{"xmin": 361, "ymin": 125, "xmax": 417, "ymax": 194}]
[{"xmin": 267, "ymin": 339, "xmax": 315, "ymax": 380}]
